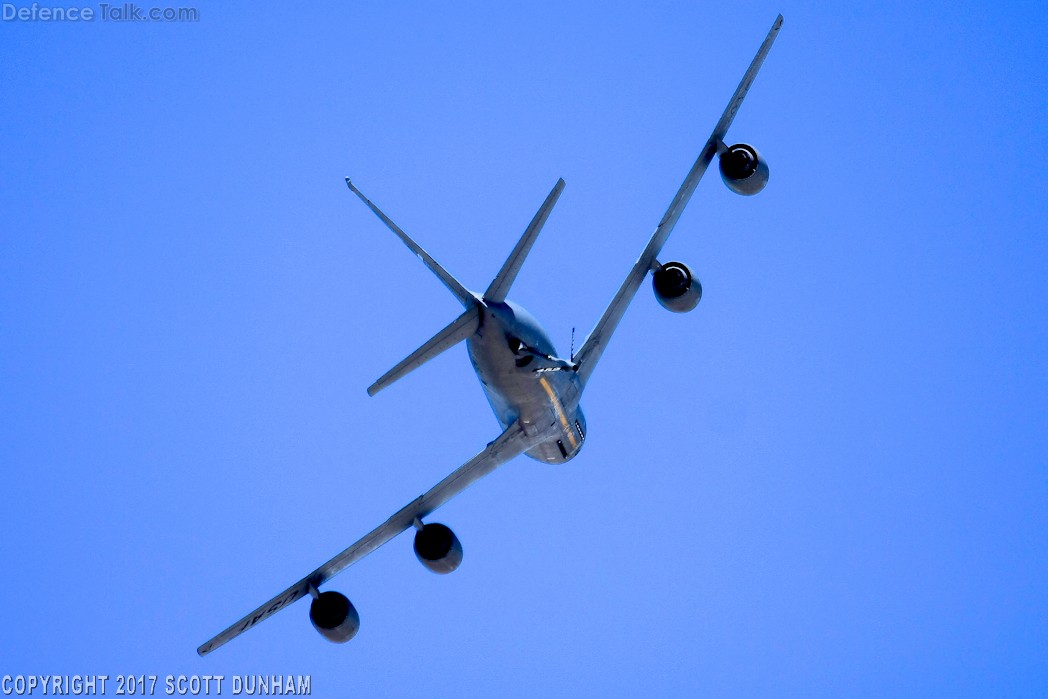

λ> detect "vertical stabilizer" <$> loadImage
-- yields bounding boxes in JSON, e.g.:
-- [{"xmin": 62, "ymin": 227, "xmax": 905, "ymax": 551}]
[{"xmin": 346, "ymin": 178, "xmax": 475, "ymax": 307}]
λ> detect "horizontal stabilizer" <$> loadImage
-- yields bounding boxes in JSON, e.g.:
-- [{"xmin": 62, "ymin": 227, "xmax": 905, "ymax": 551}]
[
  {"xmin": 368, "ymin": 305, "xmax": 481, "ymax": 396},
  {"xmin": 484, "ymin": 178, "xmax": 565, "ymax": 303}
]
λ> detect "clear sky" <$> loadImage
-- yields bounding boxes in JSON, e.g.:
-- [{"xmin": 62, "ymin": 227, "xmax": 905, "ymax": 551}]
[{"xmin": 2, "ymin": 1, "xmax": 1046, "ymax": 696}]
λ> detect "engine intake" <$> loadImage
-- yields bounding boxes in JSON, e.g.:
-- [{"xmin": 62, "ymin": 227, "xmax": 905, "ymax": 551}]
[
  {"xmin": 413, "ymin": 522, "xmax": 463, "ymax": 574},
  {"xmin": 652, "ymin": 261, "xmax": 701, "ymax": 313},
  {"xmin": 719, "ymin": 143, "xmax": 769, "ymax": 195},
  {"xmin": 309, "ymin": 590, "xmax": 360, "ymax": 643}
]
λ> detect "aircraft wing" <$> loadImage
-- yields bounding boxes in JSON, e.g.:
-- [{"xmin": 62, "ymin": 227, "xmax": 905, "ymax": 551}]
[
  {"xmin": 574, "ymin": 14, "xmax": 783, "ymax": 386},
  {"xmin": 197, "ymin": 420, "xmax": 545, "ymax": 656}
]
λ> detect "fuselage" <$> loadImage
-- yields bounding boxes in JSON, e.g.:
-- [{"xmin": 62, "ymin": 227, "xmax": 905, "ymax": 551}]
[{"xmin": 466, "ymin": 299, "xmax": 586, "ymax": 464}]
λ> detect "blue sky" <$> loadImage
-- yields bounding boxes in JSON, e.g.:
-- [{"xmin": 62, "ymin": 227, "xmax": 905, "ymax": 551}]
[{"xmin": 2, "ymin": 1, "xmax": 1046, "ymax": 696}]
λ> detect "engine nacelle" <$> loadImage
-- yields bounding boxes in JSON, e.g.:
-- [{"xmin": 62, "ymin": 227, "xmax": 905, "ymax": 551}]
[
  {"xmin": 719, "ymin": 143, "xmax": 769, "ymax": 195},
  {"xmin": 652, "ymin": 261, "xmax": 702, "ymax": 313},
  {"xmin": 309, "ymin": 590, "xmax": 360, "ymax": 643},
  {"xmin": 413, "ymin": 522, "xmax": 463, "ymax": 574}
]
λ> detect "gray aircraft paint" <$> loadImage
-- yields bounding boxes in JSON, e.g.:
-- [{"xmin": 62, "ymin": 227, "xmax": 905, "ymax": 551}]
[{"xmin": 198, "ymin": 13, "xmax": 783, "ymax": 656}]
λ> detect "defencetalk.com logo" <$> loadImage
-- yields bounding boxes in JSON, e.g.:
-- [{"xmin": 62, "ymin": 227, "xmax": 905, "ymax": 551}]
[{"xmin": 2, "ymin": 3, "xmax": 199, "ymax": 22}]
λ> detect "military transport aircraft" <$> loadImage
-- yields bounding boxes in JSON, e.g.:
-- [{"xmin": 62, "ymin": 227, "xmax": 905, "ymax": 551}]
[{"xmin": 198, "ymin": 14, "xmax": 783, "ymax": 656}]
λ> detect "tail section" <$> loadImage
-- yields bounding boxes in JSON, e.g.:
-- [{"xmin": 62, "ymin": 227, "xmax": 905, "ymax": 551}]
[
  {"xmin": 483, "ymin": 178, "xmax": 565, "ymax": 303},
  {"xmin": 347, "ymin": 176, "xmax": 564, "ymax": 396},
  {"xmin": 345, "ymin": 178, "xmax": 474, "ymax": 307},
  {"xmin": 367, "ymin": 305, "xmax": 480, "ymax": 396}
]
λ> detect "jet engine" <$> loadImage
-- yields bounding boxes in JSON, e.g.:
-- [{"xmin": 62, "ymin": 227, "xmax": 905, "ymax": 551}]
[
  {"xmin": 413, "ymin": 522, "xmax": 463, "ymax": 574},
  {"xmin": 652, "ymin": 261, "xmax": 702, "ymax": 313},
  {"xmin": 309, "ymin": 590, "xmax": 360, "ymax": 643},
  {"xmin": 719, "ymin": 143, "xmax": 769, "ymax": 195}
]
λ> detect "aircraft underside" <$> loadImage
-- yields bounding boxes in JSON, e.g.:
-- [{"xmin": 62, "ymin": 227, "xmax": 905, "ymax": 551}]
[
  {"xmin": 466, "ymin": 300, "xmax": 586, "ymax": 464},
  {"xmin": 197, "ymin": 13, "xmax": 783, "ymax": 656}
]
